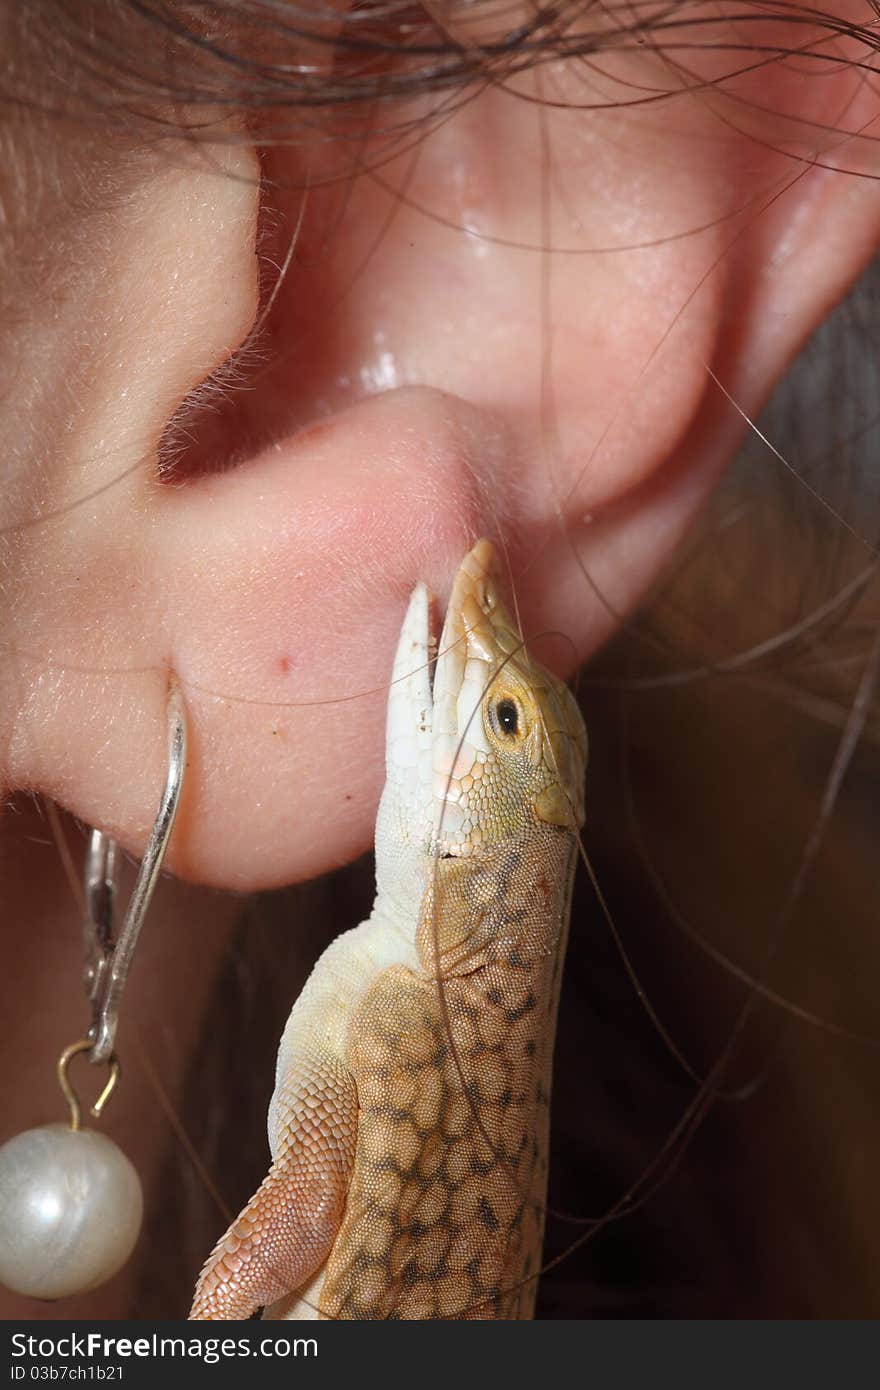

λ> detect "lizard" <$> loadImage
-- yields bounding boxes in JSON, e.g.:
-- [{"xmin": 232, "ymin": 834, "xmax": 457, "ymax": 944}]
[{"xmin": 189, "ymin": 538, "xmax": 588, "ymax": 1320}]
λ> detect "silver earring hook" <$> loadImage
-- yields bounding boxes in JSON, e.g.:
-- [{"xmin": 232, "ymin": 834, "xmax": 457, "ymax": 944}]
[{"xmin": 83, "ymin": 677, "xmax": 188, "ymax": 1066}]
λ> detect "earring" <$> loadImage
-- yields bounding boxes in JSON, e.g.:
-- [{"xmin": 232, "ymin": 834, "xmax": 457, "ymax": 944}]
[{"xmin": 0, "ymin": 678, "xmax": 187, "ymax": 1300}]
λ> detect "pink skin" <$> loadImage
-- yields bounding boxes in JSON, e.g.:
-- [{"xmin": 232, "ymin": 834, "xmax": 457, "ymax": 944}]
[
  {"xmin": 1, "ymin": 8, "xmax": 879, "ymax": 1317},
  {"xmin": 4, "ymin": 29, "xmax": 880, "ymax": 892}
]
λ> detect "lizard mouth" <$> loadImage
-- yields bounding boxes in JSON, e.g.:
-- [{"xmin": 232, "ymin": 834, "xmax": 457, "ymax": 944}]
[{"xmin": 384, "ymin": 539, "xmax": 502, "ymax": 846}]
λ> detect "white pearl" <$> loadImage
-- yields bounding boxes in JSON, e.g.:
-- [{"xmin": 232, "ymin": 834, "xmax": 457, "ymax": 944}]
[{"xmin": 0, "ymin": 1123, "xmax": 143, "ymax": 1299}]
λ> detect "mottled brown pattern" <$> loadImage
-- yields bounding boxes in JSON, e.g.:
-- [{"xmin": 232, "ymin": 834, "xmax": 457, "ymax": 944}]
[{"xmin": 318, "ymin": 828, "xmax": 577, "ymax": 1319}]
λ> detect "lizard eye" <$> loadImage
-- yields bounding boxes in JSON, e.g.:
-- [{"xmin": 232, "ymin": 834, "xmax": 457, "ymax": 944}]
[
  {"xmin": 485, "ymin": 684, "xmax": 533, "ymax": 750},
  {"xmin": 496, "ymin": 698, "xmax": 518, "ymax": 734},
  {"xmin": 491, "ymin": 696, "xmax": 521, "ymax": 739}
]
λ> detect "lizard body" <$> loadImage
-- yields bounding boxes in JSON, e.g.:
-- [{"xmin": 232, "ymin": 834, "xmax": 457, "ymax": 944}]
[{"xmin": 190, "ymin": 540, "xmax": 587, "ymax": 1320}]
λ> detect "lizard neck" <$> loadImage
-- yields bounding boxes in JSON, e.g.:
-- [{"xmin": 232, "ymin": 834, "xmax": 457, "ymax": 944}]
[
  {"xmin": 414, "ymin": 825, "xmax": 577, "ymax": 979},
  {"xmin": 372, "ymin": 778, "xmax": 578, "ymax": 983}
]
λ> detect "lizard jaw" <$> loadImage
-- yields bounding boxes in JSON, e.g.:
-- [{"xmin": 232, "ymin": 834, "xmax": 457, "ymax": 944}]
[
  {"xmin": 431, "ymin": 539, "xmax": 501, "ymax": 853},
  {"xmin": 384, "ymin": 538, "xmax": 500, "ymax": 854},
  {"xmin": 383, "ymin": 579, "xmax": 436, "ymax": 844}
]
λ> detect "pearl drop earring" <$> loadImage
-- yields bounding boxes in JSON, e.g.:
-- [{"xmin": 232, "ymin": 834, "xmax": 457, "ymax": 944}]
[{"xmin": 0, "ymin": 679, "xmax": 187, "ymax": 1300}]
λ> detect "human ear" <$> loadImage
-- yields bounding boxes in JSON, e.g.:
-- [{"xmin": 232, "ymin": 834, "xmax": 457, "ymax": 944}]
[{"xmin": 4, "ymin": 49, "xmax": 880, "ymax": 891}]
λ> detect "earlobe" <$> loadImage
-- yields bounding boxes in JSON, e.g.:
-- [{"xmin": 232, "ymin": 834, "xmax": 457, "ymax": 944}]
[{"xmin": 5, "ymin": 380, "xmax": 513, "ymax": 890}]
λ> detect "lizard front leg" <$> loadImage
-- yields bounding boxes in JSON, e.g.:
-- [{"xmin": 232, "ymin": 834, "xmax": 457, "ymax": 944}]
[{"xmin": 189, "ymin": 1053, "xmax": 357, "ymax": 1319}]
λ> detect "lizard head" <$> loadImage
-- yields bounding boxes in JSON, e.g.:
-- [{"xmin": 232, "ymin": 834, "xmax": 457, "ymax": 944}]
[{"xmin": 383, "ymin": 539, "xmax": 587, "ymax": 863}]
